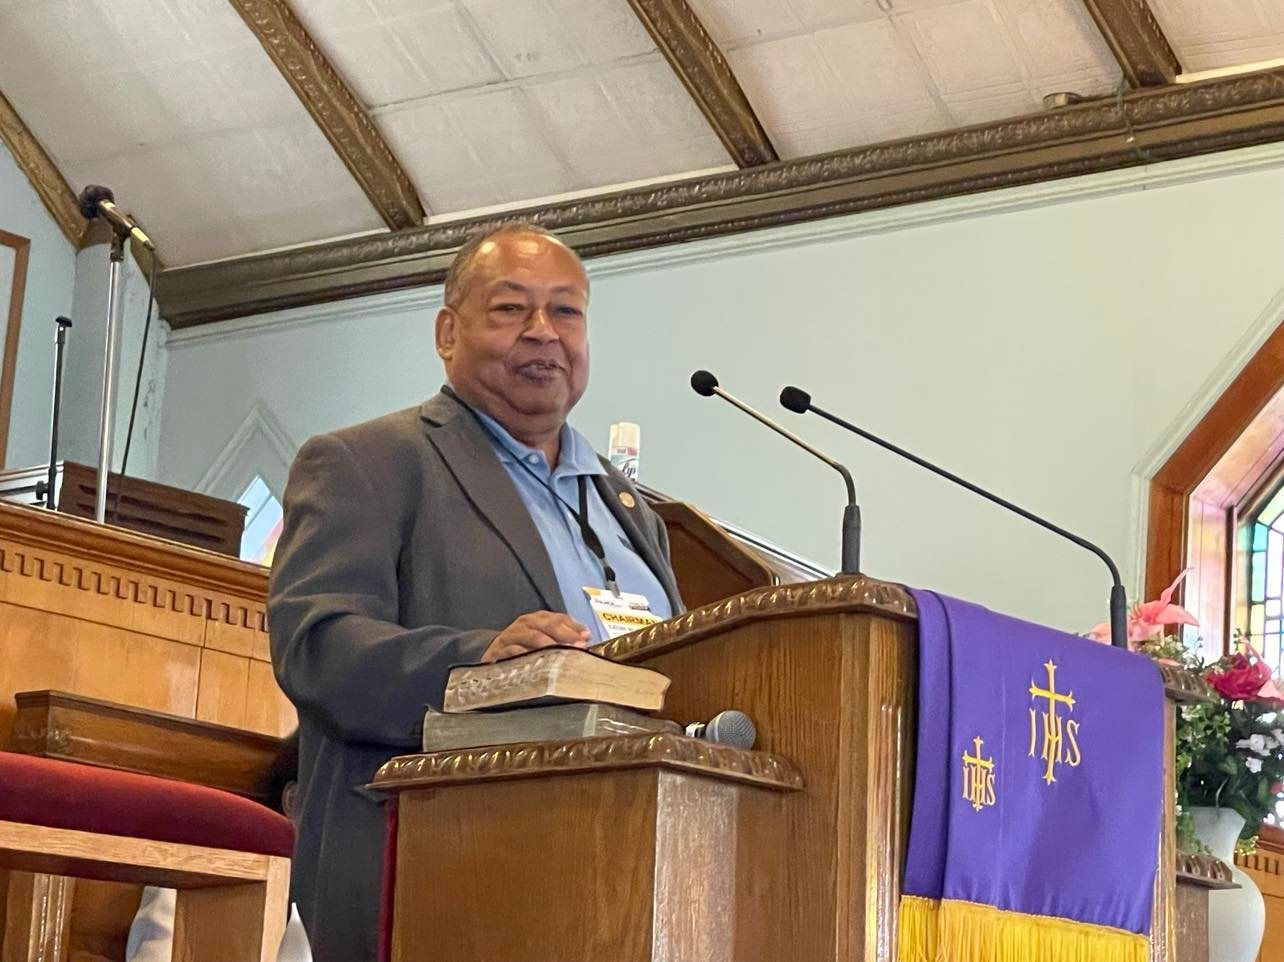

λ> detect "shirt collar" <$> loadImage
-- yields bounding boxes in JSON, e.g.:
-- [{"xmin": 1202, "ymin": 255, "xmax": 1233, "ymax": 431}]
[{"xmin": 457, "ymin": 389, "xmax": 605, "ymax": 478}]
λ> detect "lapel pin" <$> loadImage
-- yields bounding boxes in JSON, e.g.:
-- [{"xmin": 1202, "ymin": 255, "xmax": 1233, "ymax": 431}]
[{"xmin": 618, "ymin": 492, "xmax": 636, "ymax": 509}]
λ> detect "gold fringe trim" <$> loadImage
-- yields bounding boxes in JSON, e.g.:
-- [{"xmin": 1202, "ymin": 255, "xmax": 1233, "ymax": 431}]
[{"xmin": 897, "ymin": 896, "xmax": 1147, "ymax": 962}]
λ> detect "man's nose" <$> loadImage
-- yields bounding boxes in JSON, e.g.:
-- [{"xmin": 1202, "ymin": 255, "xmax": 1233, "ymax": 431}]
[{"xmin": 524, "ymin": 307, "xmax": 559, "ymax": 343}]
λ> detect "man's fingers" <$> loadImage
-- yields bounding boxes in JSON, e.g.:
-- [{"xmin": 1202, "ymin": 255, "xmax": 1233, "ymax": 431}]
[{"xmin": 523, "ymin": 611, "xmax": 592, "ymax": 647}]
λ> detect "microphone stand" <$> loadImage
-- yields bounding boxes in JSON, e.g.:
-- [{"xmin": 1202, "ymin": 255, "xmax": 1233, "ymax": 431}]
[
  {"xmin": 94, "ymin": 231, "xmax": 127, "ymax": 524},
  {"xmin": 784, "ymin": 390, "xmax": 1129, "ymax": 649},
  {"xmin": 36, "ymin": 316, "xmax": 73, "ymax": 510}
]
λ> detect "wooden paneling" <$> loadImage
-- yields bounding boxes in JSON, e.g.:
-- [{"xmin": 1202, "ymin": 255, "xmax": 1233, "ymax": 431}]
[
  {"xmin": 652, "ymin": 500, "xmax": 776, "ymax": 608},
  {"xmin": 380, "ymin": 737, "xmax": 798, "ymax": 962},
  {"xmin": 0, "ymin": 603, "xmax": 203, "ymax": 744},
  {"xmin": 1238, "ymin": 848, "xmax": 1284, "ymax": 962},
  {"xmin": 629, "ymin": 609, "xmax": 916, "ymax": 962},
  {"xmin": 0, "ymin": 502, "xmax": 292, "ymax": 737}
]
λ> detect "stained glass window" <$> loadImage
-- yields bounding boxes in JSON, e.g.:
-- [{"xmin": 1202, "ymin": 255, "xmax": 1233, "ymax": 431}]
[
  {"xmin": 238, "ymin": 475, "xmax": 283, "ymax": 566},
  {"xmin": 1247, "ymin": 481, "xmax": 1284, "ymax": 674}
]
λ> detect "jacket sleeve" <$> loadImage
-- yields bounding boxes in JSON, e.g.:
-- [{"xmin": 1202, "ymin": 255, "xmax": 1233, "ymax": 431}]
[{"xmin": 268, "ymin": 432, "xmax": 496, "ymax": 747}]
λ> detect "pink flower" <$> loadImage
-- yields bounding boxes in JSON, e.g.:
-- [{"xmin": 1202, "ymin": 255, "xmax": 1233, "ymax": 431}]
[
  {"xmin": 1087, "ymin": 569, "xmax": 1199, "ymax": 647},
  {"xmin": 1207, "ymin": 644, "xmax": 1284, "ymax": 707}
]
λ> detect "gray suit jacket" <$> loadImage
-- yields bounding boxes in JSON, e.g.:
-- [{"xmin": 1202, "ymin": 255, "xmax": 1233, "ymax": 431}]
[{"xmin": 267, "ymin": 391, "xmax": 682, "ymax": 962}]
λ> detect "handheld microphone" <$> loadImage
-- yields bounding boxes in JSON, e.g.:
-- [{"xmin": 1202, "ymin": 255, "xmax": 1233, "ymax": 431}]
[
  {"xmin": 77, "ymin": 185, "xmax": 156, "ymax": 251},
  {"xmin": 692, "ymin": 370, "xmax": 861, "ymax": 573},
  {"xmin": 779, "ymin": 386, "xmax": 1129, "ymax": 649},
  {"xmin": 685, "ymin": 710, "xmax": 756, "ymax": 749}
]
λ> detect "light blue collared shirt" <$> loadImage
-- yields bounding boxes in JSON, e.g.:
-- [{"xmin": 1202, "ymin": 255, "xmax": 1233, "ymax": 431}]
[{"xmin": 470, "ymin": 408, "xmax": 674, "ymax": 642}]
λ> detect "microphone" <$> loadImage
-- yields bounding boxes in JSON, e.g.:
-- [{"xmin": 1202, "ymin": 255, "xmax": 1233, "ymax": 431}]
[
  {"xmin": 77, "ymin": 185, "xmax": 156, "ymax": 251},
  {"xmin": 779, "ymin": 386, "xmax": 1129, "ymax": 650},
  {"xmin": 691, "ymin": 370, "xmax": 861, "ymax": 573},
  {"xmin": 685, "ymin": 710, "xmax": 756, "ymax": 749}
]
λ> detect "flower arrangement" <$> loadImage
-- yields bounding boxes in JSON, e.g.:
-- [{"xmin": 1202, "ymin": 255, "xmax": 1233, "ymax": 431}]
[{"xmin": 1089, "ymin": 571, "xmax": 1284, "ymax": 852}]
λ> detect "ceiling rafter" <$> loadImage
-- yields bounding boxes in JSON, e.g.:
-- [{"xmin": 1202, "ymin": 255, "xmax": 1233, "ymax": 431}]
[
  {"xmin": 0, "ymin": 90, "xmax": 87, "ymax": 247},
  {"xmin": 227, "ymin": 0, "xmax": 426, "ymax": 230},
  {"xmin": 159, "ymin": 67, "xmax": 1284, "ymax": 330},
  {"xmin": 624, "ymin": 0, "xmax": 778, "ymax": 167},
  {"xmin": 1080, "ymin": 0, "xmax": 1182, "ymax": 87}
]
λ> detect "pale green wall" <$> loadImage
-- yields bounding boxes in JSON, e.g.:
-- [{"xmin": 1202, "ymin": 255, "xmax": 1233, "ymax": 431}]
[
  {"xmin": 0, "ymin": 138, "xmax": 75, "ymax": 468},
  {"xmin": 156, "ymin": 143, "xmax": 1284, "ymax": 634}
]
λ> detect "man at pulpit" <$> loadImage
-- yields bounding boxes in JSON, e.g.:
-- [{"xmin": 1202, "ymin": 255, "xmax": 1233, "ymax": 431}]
[{"xmin": 268, "ymin": 223, "xmax": 684, "ymax": 962}]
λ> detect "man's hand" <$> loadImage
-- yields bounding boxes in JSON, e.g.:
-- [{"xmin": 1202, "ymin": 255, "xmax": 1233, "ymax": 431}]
[{"xmin": 481, "ymin": 611, "xmax": 592, "ymax": 662}]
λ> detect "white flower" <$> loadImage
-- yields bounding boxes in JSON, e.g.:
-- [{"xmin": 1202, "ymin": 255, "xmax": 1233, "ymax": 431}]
[
  {"xmin": 1237, "ymin": 734, "xmax": 1271, "ymax": 755},
  {"xmin": 1273, "ymin": 729, "xmax": 1284, "ymax": 743},
  {"xmin": 1247, "ymin": 757, "xmax": 1264, "ymax": 774}
]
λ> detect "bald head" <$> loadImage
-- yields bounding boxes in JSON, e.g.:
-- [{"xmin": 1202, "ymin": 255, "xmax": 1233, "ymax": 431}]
[
  {"xmin": 444, "ymin": 223, "xmax": 586, "ymax": 309},
  {"xmin": 436, "ymin": 225, "xmax": 591, "ymax": 456}
]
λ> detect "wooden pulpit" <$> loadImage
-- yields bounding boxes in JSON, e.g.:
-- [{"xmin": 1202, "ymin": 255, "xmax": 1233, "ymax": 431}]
[{"xmin": 375, "ymin": 577, "xmax": 1219, "ymax": 962}]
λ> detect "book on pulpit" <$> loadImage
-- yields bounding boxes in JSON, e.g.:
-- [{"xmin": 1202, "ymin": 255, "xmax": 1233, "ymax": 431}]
[
  {"xmin": 441, "ymin": 646, "xmax": 670, "ymax": 714},
  {"xmin": 422, "ymin": 702, "xmax": 680, "ymax": 751}
]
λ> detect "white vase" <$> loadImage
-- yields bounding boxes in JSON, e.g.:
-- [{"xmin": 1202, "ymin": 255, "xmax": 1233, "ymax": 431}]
[{"xmin": 1189, "ymin": 806, "xmax": 1266, "ymax": 962}]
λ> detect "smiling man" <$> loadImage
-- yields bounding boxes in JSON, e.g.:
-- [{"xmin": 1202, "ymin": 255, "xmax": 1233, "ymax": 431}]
[{"xmin": 268, "ymin": 223, "xmax": 683, "ymax": 962}]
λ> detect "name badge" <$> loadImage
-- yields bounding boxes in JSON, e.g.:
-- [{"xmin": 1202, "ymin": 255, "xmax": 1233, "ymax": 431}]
[{"xmin": 583, "ymin": 586, "xmax": 663, "ymax": 639}]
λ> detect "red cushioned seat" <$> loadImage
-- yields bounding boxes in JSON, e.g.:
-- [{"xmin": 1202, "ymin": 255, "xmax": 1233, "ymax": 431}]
[{"xmin": 0, "ymin": 751, "xmax": 293, "ymax": 857}]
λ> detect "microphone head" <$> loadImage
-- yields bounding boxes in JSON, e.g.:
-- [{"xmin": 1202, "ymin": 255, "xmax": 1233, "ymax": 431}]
[
  {"xmin": 704, "ymin": 710, "xmax": 756, "ymax": 749},
  {"xmin": 779, "ymin": 385, "xmax": 811, "ymax": 414},
  {"xmin": 690, "ymin": 370, "xmax": 719, "ymax": 397},
  {"xmin": 77, "ymin": 185, "xmax": 114, "ymax": 220}
]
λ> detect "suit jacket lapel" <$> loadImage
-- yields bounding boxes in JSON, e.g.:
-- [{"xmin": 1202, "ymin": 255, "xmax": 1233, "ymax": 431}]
[
  {"xmin": 593, "ymin": 469, "xmax": 684, "ymax": 614},
  {"xmin": 421, "ymin": 393, "xmax": 563, "ymax": 612}
]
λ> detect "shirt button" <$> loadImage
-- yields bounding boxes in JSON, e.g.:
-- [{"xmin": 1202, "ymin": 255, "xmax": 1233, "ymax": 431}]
[{"xmin": 527, "ymin": 455, "xmax": 539, "ymax": 465}]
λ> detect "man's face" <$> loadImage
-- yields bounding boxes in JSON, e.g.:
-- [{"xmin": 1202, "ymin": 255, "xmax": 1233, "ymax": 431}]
[{"xmin": 437, "ymin": 232, "xmax": 590, "ymax": 433}]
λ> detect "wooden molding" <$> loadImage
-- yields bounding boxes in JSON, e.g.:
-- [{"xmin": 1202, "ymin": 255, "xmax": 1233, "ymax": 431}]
[
  {"xmin": 0, "ymin": 229, "xmax": 29, "ymax": 465},
  {"xmin": 159, "ymin": 67, "xmax": 1284, "ymax": 329},
  {"xmin": 227, "ymin": 0, "xmax": 426, "ymax": 230},
  {"xmin": 0, "ymin": 502, "xmax": 270, "ymax": 660},
  {"xmin": 625, "ymin": 0, "xmax": 777, "ymax": 167},
  {"xmin": 1145, "ymin": 319, "xmax": 1284, "ymax": 601},
  {"xmin": 598, "ymin": 574, "xmax": 917, "ymax": 663},
  {"xmin": 0, "ymin": 818, "xmax": 279, "ymax": 889},
  {"xmin": 371, "ymin": 732, "xmax": 804, "ymax": 793},
  {"xmin": 1157, "ymin": 663, "xmax": 1215, "ymax": 703},
  {"xmin": 1175, "ymin": 850, "xmax": 1237, "ymax": 889},
  {"xmin": 0, "ymin": 91, "xmax": 86, "ymax": 247},
  {"xmin": 1081, "ymin": 0, "xmax": 1182, "ymax": 87},
  {"xmin": 10, "ymin": 690, "xmax": 284, "ymax": 803}
]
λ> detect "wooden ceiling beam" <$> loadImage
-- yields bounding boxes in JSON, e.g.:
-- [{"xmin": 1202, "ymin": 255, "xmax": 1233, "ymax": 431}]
[
  {"xmin": 1081, "ymin": 0, "xmax": 1182, "ymax": 87},
  {"xmin": 0, "ymin": 90, "xmax": 87, "ymax": 247},
  {"xmin": 625, "ymin": 0, "xmax": 777, "ymax": 167},
  {"xmin": 159, "ymin": 68, "xmax": 1284, "ymax": 330},
  {"xmin": 227, "ymin": 0, "xmax": 426, "ymax": 230}
]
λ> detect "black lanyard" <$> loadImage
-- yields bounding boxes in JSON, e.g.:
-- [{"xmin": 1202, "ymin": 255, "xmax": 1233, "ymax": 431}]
[{"xmin": 446, "ymin": 388, "xmax": 619, "ymax": 593}]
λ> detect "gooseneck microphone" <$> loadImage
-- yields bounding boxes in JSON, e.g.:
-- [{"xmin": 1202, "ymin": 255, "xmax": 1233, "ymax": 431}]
[
  {"xmin": 77, "ymin": 185, "xmax": 156, "ymax": 251},
  {"xmin": 691, "ymin": 370, "xmax": 861, "ymax": 573},
  {"xmin": 779, "ymin": 386, "xmax": 1129, "ymax": 650}
]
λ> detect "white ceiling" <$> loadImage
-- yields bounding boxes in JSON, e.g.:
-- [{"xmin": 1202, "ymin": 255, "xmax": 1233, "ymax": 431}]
[
  {"xmin": 0, "ymin": 0, "xmax": 1280, "ymax": 267},
  {"xmin": 1148, "ymin": 0, "xmax": 1284, "ymax": 73},
  {"xmin": 292, "ymin": 0, "xmax": 735, "ymax": 216},
  {"xmin": 690, "ymin": 0, "xmax": 1121, "ymax": 157},
  {"xmin": 0, "ymin": 0, "xmax": 384, "ymax": 264}
]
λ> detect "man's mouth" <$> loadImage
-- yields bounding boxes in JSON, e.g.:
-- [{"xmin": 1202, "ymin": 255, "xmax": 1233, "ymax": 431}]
[{"xmin": 513, "ymin": 360, "xmax": 565, "ymax": 381}]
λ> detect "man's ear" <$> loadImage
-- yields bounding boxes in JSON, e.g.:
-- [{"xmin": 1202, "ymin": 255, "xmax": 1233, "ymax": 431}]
[{"xmin": 436, "ymin": 306, "xmax": 457, "ymax": 363}]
